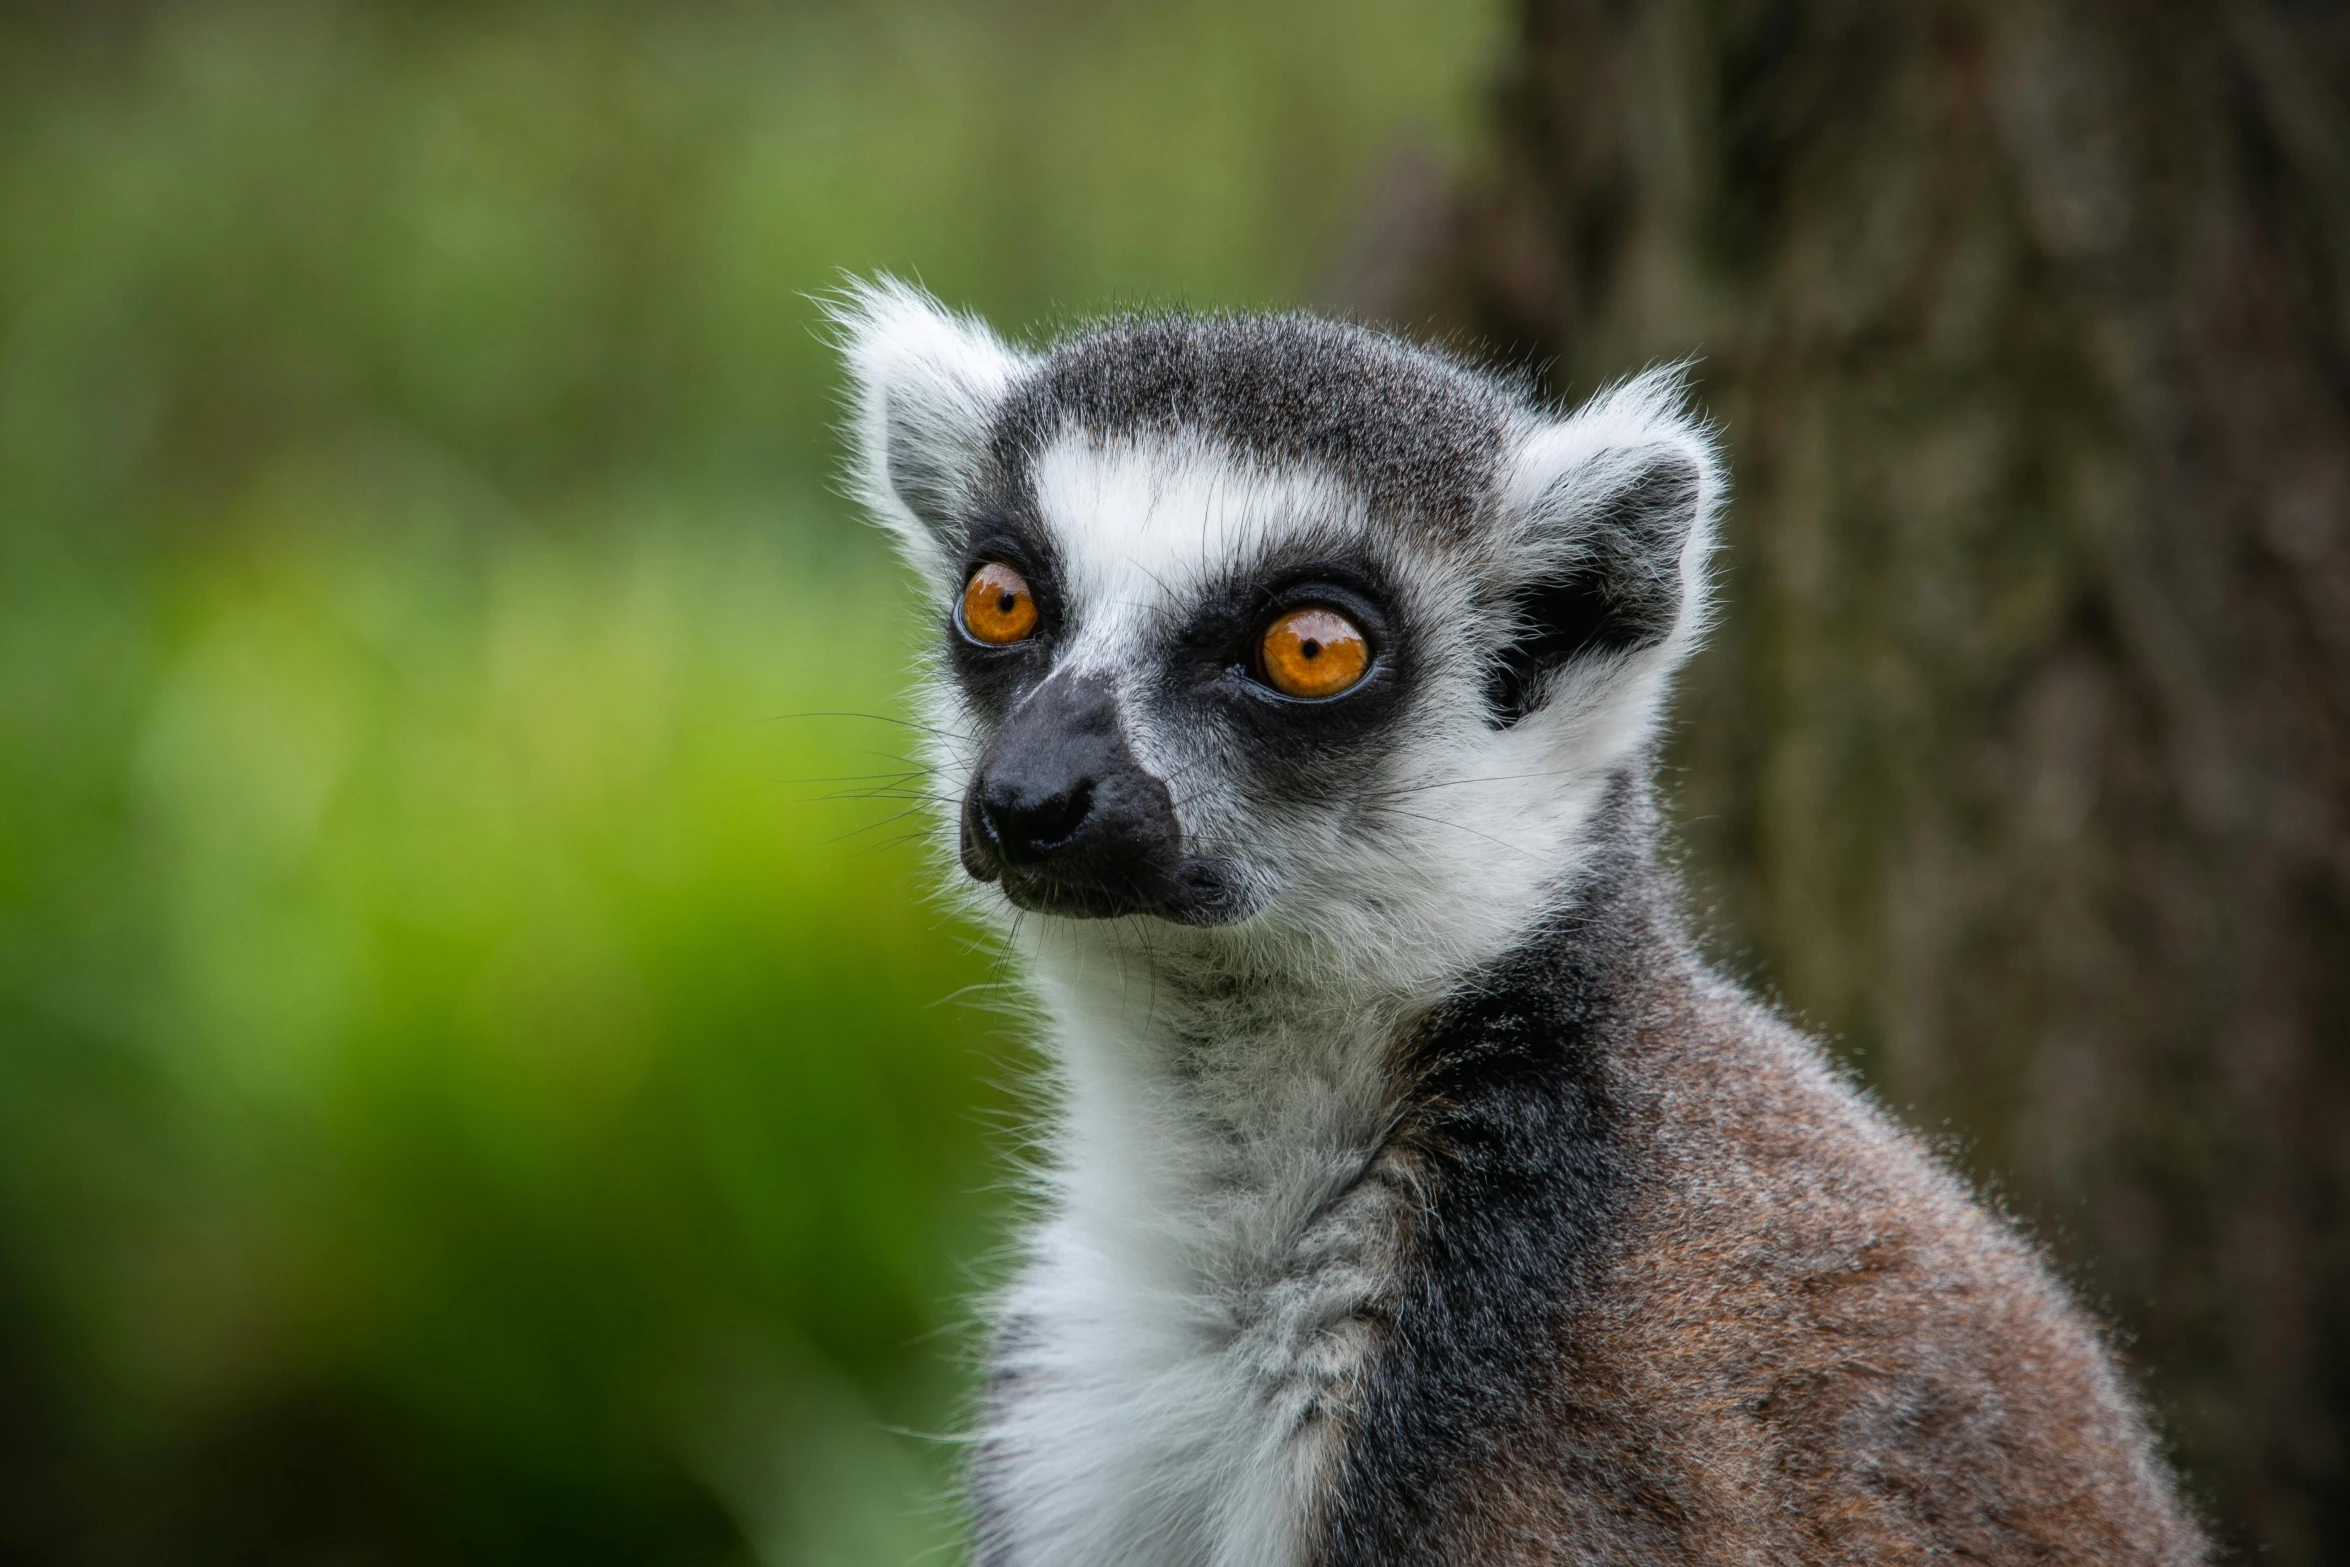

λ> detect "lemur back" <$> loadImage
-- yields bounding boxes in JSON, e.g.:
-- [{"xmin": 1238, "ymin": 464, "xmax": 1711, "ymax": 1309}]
[{"xmin": 834, "ymin": 281, "xmax": 2208, "ymax": 1567}]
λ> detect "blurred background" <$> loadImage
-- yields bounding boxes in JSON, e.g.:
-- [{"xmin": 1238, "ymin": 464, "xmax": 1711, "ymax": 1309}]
[
  {"xmin": 0, "ymin": 2, "xmax": 2343, "ymax": 1564},
  {"xmin": 0, "ymin": 2, "xmax": 1505, "ymax": 1562}
]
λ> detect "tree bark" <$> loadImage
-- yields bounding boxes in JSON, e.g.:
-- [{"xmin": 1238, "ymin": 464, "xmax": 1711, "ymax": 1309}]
[{"xmin": 1367, "ymin": 3, "xmax": 2350, "ymax": 1559}]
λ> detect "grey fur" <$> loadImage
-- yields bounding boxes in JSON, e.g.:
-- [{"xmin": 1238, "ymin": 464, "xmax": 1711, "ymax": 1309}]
[{"xmin": 983, "ymin": 314, "xmax": 1514, "ymax": 535}]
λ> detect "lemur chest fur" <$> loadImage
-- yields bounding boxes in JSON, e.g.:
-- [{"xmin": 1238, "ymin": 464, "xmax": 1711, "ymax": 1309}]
[{"xmin": 971, "ymin": 942, "xmax": 1426, "ymax": 1567}]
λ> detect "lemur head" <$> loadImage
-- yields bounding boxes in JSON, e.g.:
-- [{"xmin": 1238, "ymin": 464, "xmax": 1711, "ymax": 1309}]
[{"xmin": 837, "ymin": 280, "xmax": 1720, "ymax": 989}]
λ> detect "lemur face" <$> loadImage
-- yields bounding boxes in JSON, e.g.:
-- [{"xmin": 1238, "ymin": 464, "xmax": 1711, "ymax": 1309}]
[
  {"xmin": 941, "ymin": 436, "xmax": 1425, "ymax": 924},
  {"xmin": 838, "ymin": 283, "xmax": 1719, "ymax": 955}
]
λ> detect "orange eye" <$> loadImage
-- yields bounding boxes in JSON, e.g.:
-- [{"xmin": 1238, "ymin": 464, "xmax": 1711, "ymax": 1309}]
[
  {"xmin": 960, "ymin": 562, "xmax": 1039, "ymax": 646},
  {"xmin": 1259, "ymin": 606, "xmax": 1370, "ymax": 699}
]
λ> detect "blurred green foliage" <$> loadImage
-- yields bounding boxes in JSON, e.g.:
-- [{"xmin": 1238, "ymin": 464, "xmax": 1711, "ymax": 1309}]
[{"xmin": 0, "ymin": 1, "xmax": 1500, "ymax": 1560}]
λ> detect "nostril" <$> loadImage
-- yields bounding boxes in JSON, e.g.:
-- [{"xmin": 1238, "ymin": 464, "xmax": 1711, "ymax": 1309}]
[
  {"xmin": 1032, "ymin": 781, "xmax": 1095, "ymax": 845},
  {"xmin": 982, "ymin": 779, "xmax": 1095, "ymax": 864}
]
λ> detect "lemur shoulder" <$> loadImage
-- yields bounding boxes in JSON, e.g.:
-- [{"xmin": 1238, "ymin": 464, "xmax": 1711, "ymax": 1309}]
[{"xmin": 834, "ymin": 280, "xmax": 2208, "ymax": 1567}]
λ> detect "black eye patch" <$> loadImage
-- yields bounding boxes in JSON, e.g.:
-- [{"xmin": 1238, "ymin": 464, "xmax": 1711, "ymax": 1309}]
[
  {"xmin": 945, "ymin": 509, "xmax": 1066, "ymax": 723},
  {"xmin": 1159, "ymin": 558, "xmax": 1410, "ymax": 773}
]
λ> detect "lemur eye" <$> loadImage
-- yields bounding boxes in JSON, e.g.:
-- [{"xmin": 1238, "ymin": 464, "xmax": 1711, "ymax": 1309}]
[
  {"xmin": 1258, "ymin": 606, "xmax": 1370, "ymax": 699},
  {"xmin": 960, "ymin": 562, "xmax": 1039, "ymax": 646}
]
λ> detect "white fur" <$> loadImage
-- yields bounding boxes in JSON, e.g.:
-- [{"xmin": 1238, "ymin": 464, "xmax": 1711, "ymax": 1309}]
[
  {"xmin": 827, "ymin": 276, "xmax": 1033, "ymax": 583},
  {"xmin": 834, "ymin": 284, "xmax": 1722, "ymax": 1567}
]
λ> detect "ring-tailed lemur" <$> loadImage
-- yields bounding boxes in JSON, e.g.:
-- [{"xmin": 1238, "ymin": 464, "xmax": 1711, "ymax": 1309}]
[{"xmin": 834, "ymin": 279, "xmax": 2208, "ymax": 1567}]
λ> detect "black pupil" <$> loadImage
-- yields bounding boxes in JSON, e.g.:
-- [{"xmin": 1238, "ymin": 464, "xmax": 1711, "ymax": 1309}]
[
  {"xmin": 996, "ymin": 591, "xmax": 1017, "ymax": 614},
  {"xmin": 1300, "ymin": 638, "xmax": 1322, "ymax": 659}
]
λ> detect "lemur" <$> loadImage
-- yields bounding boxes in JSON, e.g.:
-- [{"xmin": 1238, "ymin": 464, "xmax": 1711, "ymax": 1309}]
[{"xmin": 834, "ymin": 279, "xmax": 2208, "ymax": 1567}]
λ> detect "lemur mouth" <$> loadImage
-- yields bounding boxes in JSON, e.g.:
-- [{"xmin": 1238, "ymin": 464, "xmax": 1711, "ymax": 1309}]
[
  {"xmin": 987, "ymin": 858, "xmax": 1249, "ymax": 926},
  {"xmin": 961, "ymin": 784, "xmax": 1245, "ymax": 923}
]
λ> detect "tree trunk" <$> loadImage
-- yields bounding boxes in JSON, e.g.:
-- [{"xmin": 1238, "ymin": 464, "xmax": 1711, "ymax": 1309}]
[{"xmin": 1367, "ymin": 3, "xmax": 2350, "ymax": 1559}]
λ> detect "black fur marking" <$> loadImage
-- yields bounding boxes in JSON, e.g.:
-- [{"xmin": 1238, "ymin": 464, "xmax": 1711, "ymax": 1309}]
[
  {"xmin": 985, "ymin": 315, "xmax": 1513, "ymax": 535},
  {"xmin": 949, "ymin": 511, "xmax": 1070, "ymax": 724},
  {"xmin": 1486, "ymin": 454, "xmax": 1703, "ymax": 727},
  {"xmin": 1156, "ymin": 542, "xmax": 1415, "ymax": 788},
  {"xmin": 1319, "ymin": 805, "xmax": 1652, "ymax": 1567},
  {"xmin": 1485, "ymin": 572, "xmax": 1624, "ymax": 724}
]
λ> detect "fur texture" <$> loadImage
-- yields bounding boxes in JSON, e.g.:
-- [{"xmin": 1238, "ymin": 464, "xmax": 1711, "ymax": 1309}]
[{"xmin": 830, "ymin": 279, "xmax": 2208, "ymax": 1566}]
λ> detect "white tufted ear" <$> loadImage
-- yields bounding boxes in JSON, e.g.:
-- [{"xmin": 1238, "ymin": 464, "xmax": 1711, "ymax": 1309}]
[
  {"xmin": 830, "ymin": 277, "xmax": 1032, "ymax": 582},
  {"xmin": 1483, "ymin": 366, "xmax": 1724, "ymax": 725}
]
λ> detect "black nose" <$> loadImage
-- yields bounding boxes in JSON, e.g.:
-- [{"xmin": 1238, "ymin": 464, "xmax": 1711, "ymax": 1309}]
[
  {"xmin": 959, "ymin": 672, "xmax": 1191, "ymax": 919},
  {"xmin": 974, "ymin": 775, "xmax": 1095, "ymax": 866}
]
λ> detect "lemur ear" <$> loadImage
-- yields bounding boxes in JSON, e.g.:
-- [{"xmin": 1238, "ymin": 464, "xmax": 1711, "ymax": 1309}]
[
  {"xmin": 1485, "ymin": 367, "xmax": 1722, "ymax": 727},
  {"xmin": 831, "ymin": 277, "xmax": 1030, "ymax": 579}
]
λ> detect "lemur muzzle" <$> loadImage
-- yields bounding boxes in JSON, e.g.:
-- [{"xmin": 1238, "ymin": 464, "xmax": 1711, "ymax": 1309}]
[{"xmin": 961, "ymin": 672, "xmax": 1187, "ymax": 919}]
